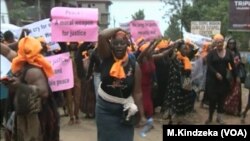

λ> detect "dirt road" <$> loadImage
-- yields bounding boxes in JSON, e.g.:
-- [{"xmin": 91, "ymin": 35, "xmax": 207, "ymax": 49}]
[
  {"xmin": 1, "ymin": 89, "xmax": 249, "ymax": 141},
  {"xmin": 60, "ymin": 89, "xmax": 250, "ymax": 141}
]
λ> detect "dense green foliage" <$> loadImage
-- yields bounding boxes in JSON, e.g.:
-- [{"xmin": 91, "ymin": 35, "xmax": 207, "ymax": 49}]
[
  {"xmin": 132, "ymin": 9, "xmax": 145, "ymax": 20},
  {"xmin": 164, "ymin": 14, "xmax": 182, "ymax": 40},
  {"xmin": 161, "ymin": 0, "xmax": 250, "ymax": 50}
]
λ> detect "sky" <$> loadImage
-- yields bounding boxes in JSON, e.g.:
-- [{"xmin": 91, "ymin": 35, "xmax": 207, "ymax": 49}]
[{"xmin": 109, "ymin": 0, "xmax": 169, "ymax": 35}]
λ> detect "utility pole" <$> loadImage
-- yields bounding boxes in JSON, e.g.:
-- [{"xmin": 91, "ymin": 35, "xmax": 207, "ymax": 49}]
[{"xmin": 38, "ymin": 0, "xmax": 41, "ymax": 20}]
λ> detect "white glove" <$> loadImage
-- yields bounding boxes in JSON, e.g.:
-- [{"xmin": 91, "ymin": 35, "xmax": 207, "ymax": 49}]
[{"xmin": 123, "ymin": 103, "xmax": 138, "ymax": 121}]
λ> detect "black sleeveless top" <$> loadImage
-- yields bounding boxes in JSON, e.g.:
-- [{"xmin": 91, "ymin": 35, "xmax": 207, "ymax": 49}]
[{"xmin": 100, "ymin": 55, "xmax": 136, "ymax": 98}]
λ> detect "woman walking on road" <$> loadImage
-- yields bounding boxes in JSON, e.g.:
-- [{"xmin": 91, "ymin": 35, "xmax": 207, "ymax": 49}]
[
  {"xmin": 95, "ymin": 28, "xmax": 145, "ymax": 141},
  {"xmin": 205, "ymin": 34, "xmax": 239, "ymax": 124}
]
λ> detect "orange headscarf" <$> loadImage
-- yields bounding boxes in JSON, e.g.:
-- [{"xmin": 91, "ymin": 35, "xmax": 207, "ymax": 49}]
[
  {"xmin": 37, "ymin": 36, "xmax": 51, "ymax": 50},
  {"xmin": 109, "ymin": 53, "xmax": 128, "ymax": 79},
  {"xmin": 176, "ymin": 51, "xmax": 192, "ymax": 70},
  {"xmin": 155, "ymin": 39, "xmax": 170, "ymax": 51},
  {"xmin": 213, "ymin": 34, "xmax": 224, "ymax": 41},
  {"xmin": 139, "ymin": 42, "xmax": 150, "ymax": 52},
  {"xmin": 37, "ymin": 36, "xmax": 46, "ymax": 43},
  {"xmin": 11, "ymin": 36, "xmax": 54, "ymax": 77}
]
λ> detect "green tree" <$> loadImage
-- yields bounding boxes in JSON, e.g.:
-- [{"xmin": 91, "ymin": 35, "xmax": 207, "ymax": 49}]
[
  {"xmin": 6, "ymin": 0, "xmax": 36, "ymax": 25},
  {"xmin": 7, "ymin": 0, "xmax": 27, "ymax": 25},
  {"xmin": 184, "ymin": 0, "xmax": 249, "ymax": 50},
  {"xmin": 161, "ymin": 0, "xmax": 250, "ymax": 50},
  {"xmin": 132, "ymin": 9, "xmax": 145, "ymax": 20},
  {"xmin": 161, "ymin": 0, "xmax": 190, "ymax": 37},
  {"xmin": 164, "ymin": 14, "xmax": 182, "ymax": 40}
]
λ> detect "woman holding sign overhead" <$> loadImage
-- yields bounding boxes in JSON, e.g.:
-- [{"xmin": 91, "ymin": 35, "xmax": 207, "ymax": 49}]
[{"xmin": 96, "ymin": 28, "xmax": 146, "ymax": 141}]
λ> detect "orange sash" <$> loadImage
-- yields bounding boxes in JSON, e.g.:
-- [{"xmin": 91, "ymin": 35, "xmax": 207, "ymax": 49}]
[{"xmin": 109, "ymin": 53, "xmax": 128, "ymax": 79}]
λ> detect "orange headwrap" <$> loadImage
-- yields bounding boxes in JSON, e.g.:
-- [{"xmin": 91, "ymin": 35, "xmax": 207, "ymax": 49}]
[
  {"xmin": 37, "ymin": 36, "xmax": 46, "ymax": 43},
  {"xmin": 139, "ymin": 42, "xmax": 150, "ymax": 52},
  {"xmin": 11, "ymin": 36, "xmax": 54, "ymax": 77},
  {"xmin": 155, "ymin": 39, "xmax": 170, "ymax": 51},
  {"xmin": 109, "ymin": 53, "xmax": 128, "ymax": 79},
  {"xmin": 213, "ymin": 34, "xmax": 224, "ymax": 41},
  {"xmin": 176, "ymin": 51, "xmax": 192, "ymax": 70},
  {"xmin": 37, "ymin": 36, "xmax": 51, "ymax": 50}
]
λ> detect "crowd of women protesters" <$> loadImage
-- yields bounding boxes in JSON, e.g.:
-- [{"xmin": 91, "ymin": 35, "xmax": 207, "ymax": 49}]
[{"xmin": 0, "ymin": 27, "xmax": 249, "ymax": 141}]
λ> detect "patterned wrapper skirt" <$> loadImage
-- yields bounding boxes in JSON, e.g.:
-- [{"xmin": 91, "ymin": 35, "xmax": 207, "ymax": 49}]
[{"xmin": 95, "ymin": 96, "xmax": 134, "ymax": 141}]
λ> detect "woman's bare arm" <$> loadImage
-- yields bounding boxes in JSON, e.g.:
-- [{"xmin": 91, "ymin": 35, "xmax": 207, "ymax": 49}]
[
  {"xmin": 97, "ymin": 28, "xmax": 123, "ymax": 59},
  {"xmin": 152, "ymin": 45, "xmax": 175, "ymax": 61},
  {"xmin": 132, "ymin": 62, "xmax": 146, "ymax": 123},
  {"xmin": 0, "ymin": 43, "xmax": 17, "ymax": 61},
  {"xmin": 137, "ymin": 41, "xmax": 156, "ymax": 63}
]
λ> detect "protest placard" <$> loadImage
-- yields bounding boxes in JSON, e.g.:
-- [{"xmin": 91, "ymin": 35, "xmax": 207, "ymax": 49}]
[
  {"xmin": 0, "ymin": 55, "xmax": 11, "ymax": 78},
  {"xmin": 46, "ymin": 52, "xmax": 74, "ymax": 92},
  {"xmin": 183, "ymin": 31, "xmax": 212, "ymax": 48},
  {"xmin": 129, "ymin": 20, "xmax": 162, "ymax": 41},
  {"xmin": 120, "ymin": 22, "xmax": 130, "ymax": 32},
  {"xmin": 22, "ymin": 19, "xmax": 60, "ymax": 51},
  {"xmin": 191, "ymin": 21, "xmax": 221, "ymax": 37},
  {"xmin": 51, "ymin": 7, "xmax": 99, "ymax": 42}
]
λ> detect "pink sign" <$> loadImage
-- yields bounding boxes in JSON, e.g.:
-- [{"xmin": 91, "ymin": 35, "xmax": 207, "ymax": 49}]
[
  {"xmin": 46, "ymin": 52, "xmax": 74, "ymax": 92},
  {"xmin": 129, "ymin": 20, "xmax": 162, "ymax": 41},
  {"xmin": 51, "ymin": 7, "xmax": 98, "ymax": 20},
  {"xmin": 51, "ymin": 7, "xmax": 98, "ymax": 42}
]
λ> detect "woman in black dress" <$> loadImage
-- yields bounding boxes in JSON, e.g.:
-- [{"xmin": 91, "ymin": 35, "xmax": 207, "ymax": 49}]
[
  {"xmin": 161, "ymin": 40, "xmax": 196, "ymax": 124},
  {"xmin": 205, "ymin": 34, "xmax": 239, "ymax": 124}
]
